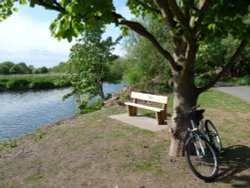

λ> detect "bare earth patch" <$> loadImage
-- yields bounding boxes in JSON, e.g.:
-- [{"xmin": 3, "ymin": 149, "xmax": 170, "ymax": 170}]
[{"xmin": 0, "ymin": 106, "xmax": 249, "ymax": 188}]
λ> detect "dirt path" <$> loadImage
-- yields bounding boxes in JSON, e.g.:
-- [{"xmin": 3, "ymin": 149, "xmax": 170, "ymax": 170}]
[
  {"xmin": 0, "ymin": 106, "xmax": 249, "ymax": 188},
  {"xmin": 215, "ymin": 83, "xmax": 250, "ymax": 103}
]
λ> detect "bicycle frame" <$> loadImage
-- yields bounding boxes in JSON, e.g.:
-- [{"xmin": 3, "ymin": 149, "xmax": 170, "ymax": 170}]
[{"xmin": 189, "ymin": 120, "xmax": 207, "ymax": 157}]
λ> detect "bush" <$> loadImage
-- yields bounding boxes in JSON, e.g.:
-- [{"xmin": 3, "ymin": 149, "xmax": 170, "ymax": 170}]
[
  {"xmin": 29, "ymin": 81, "xmax": 55, "ymax": 90},
  {"xmin": 195, "ymin": 75, "xmax": 212, "ymax": 87},
  {"xmin": 224, "ymin": 75, "xmax": 250, "ymax": 86},
  {"xmin": 6, "ymin": 79, "xmax": 30, "ymax": 90},
  {"xmin": 235, "ymin": 76, "xmax": 250, "ymax": 85},
  {"xmin": 0, "ymin": 75, "xmax": 71, "ymax": 91}
]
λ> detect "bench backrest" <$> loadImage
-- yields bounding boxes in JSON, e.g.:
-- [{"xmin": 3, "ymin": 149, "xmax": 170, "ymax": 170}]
[{"xmin": 131, "ymin": 92, "xmax": 168, "ymax": 104}]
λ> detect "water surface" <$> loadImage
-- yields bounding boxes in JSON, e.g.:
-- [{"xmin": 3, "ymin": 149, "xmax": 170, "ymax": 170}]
[{"xmin": 0, "ymin": 83, "xmax": 124, "ymax": 141}]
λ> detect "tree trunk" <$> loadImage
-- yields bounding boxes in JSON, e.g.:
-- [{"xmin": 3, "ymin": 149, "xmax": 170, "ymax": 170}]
[
  {"xmin": 99, "ymin": 81, "xmax": 105, "ymax": 100},
  {"xmin": 168, "ymin": 71, "xmax": 199, "ymax": 156},
  {"xmin": 167, "ymin": 33, "xmax": 200, "ymax": 157}
]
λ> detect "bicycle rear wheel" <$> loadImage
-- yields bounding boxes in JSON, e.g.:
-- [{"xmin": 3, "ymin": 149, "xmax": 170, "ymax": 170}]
[
  {"xmin": 185, "ymin": 136, "xmax": 219, "ymax": 181},
  {"xmin": 205, "ymin": 120, "xmax": 222, "ymax": 152}
]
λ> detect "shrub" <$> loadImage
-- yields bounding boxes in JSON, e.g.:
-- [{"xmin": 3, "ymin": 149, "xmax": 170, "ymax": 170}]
[
  {"xmin": 29, "ymin": 81, "xmax": 55, "ymax": 90},
  {"xmin": 10, "ymin": 139, "xmax": 18, "ymax": 148},
  {"xmin": 195, "ymin": 75, "xmax": 212, "ymax": 87},
  {"xmin": 6, "ymin": 79, "xmax": 30, "ymax": 90}
]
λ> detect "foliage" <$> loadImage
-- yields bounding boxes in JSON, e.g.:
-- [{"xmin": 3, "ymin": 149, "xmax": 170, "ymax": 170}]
[
  {"xmin": 0, "ymin": 74, "xmax": 71, "ymax": 91},
  {"xmin": 9, "ymin": 62, "xmax": 32, "ymax": 74},
  {"xmin": 6, "ymin": 79, "xmax": 30, "ymax": 90},
  {"xmin": 0, "ymin": 61, "xmax": 15, "ymax": 74},
  {"xmin": 195, "ymin": 34, "xmax": 250, "ymax": 81},
  {"xmin": 67, "ymin": 26, "xmax": 119, "ymax": 101},
  {"xmin": 77, "ymin": 96, "xmax": 103, "ymax": 114},
  {"xmin": 9, "ymin": 139, "xmax": 18, "ymax": 148},
  {"xmin": 124, "ymin": 16, "xmax": 171, "ymax": 93},
  {"xmin": 108, "ymin": 58, "xmax": 127, "ymax": 83},
  {"xmin": 224, "ymin": 75, "xmax": 250, "ymax": 86},
  {"xmin": 34, "ymin": 66, "xmax": 49, "ymax": 74},
  {"xmin": 0, "ymin": 0, "xmax": 17, "ymax": 22},
  {"xmin": 0, "ymin": 61, "xmax": 50, "ymax": 75},
  {"xmin": 49, "ymin": 62, "xmax": 69, "ymax": 73}
]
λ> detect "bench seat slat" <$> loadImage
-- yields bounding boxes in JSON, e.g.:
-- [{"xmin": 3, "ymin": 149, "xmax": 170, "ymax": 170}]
[
  {"xmin": 125, "ymin": 102, "xmax": 163, "ymax": 112},
  {"xmin": 131, "ymin": 92, "xmax": 168, "ymax": 104}
]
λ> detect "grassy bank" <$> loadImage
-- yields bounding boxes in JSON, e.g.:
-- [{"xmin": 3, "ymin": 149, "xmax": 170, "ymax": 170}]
[
  {"xmin": 0, "ymin": 74, "xmax": 71, "ymax": 91},
  {"xmin": 0, "ymin": 89, "xmax": 249, "ymax": 187}
]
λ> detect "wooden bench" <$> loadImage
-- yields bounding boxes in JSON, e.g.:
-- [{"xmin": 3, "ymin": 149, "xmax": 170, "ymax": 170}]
[{"xmin": 125, "ymin": 92, "xmax": 168, "ymax": 125}]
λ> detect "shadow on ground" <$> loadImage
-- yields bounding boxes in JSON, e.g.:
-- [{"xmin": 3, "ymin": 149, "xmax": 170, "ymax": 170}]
[{"xmin": 217, "ymin": 145, "xmax": 250, "ymax": 187}]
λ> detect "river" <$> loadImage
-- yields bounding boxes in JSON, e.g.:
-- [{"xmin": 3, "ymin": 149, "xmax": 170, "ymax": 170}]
[{"xmin": 0, "ymin": 83, "xmax": 124, "ymax": 141}]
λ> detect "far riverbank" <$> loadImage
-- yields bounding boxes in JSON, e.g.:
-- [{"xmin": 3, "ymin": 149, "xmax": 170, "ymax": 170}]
[{"xmin": 0, "ymin": 74, "xmax": 71, "ymax": 91}]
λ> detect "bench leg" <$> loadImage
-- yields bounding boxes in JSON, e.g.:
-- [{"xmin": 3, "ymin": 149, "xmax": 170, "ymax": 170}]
[
  {"xmin": 156, "ymin": 111, "xmax": 166, "ymax": 125},
  {"xmin": 127, "ymin": 106, "xmax": 137, "ymax": 116}
]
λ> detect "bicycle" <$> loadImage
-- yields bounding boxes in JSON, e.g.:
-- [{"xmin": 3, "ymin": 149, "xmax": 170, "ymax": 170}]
[
  {"xmin": 174, "ymin": 105, "xmax": 222, "ymax": 181},
  {"xmin": 200, "ymin": 119, "xmax": 223, "ymax": 153}
]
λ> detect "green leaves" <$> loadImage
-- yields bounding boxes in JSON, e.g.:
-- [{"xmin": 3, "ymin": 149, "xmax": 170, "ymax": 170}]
[
  {"xmin": 67, "ymin": 26, "xmax": 118, "ymax": 100},
  {"xmin": 202, "ymin": 0, "xmax": 250, "ymax": 40},
  {"xmin": 45, "ymin": 0, "xmax": 116, "ymax": 41},
  {"xmin": 207, "ymin": 23, "xmax": 216, "ymax": 31},
  {"xmin": 0, "ymin": 0, "xmax": 15, "ymax": 21},
  {"xmin": 126, "ymin": 0, "xmax": 159, "ymax": 18}
]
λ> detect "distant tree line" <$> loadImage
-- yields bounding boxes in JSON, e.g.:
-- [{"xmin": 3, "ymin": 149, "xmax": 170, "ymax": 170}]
[{"xmin": 0, "ymin": 61, "xmax": 50, "ymax": 74}]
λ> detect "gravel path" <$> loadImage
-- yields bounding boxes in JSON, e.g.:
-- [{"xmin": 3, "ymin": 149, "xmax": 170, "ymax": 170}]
[{"xmin": 215, "ymin": 83, "xmax": 250, "ymax": 103}]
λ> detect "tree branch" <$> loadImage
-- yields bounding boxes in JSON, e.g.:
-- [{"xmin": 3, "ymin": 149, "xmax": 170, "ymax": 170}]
[
  {"xmin": 35, "ymin": 0, "xmax": 65, "ymax": 13},
  {"xmin": 112, "ymin": 12, "xmax": 181, "ymax": 72},
  {"xmin": 168, "ymin": 0, "xmax": 189, "ymax": 29},
  {"xmin": 135, "ymin": 0, "xmax": 161, "ymax": 14},
  {"xmin": 194, "ymin": 0, "xmax": 212, "ymax": 31},
  {"xmin": 154, "ymin": 0, "xmax": 177, "ymax": 30},
  {"xmin": 197, "ymin": 40, "xmax": 248, "ymax": 94}
]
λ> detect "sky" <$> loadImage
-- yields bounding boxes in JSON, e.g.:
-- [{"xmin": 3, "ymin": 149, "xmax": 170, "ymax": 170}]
[{"xmin": 0, "ymin": 0, "xmax": 132, "ymax": 68}]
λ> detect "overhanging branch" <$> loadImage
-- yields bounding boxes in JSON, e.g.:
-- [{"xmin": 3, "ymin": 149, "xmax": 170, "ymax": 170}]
[
  {"xmin": 154, "ymin": 0, "xmax": 177, "ymax": 30},
  {"xmin": 35, "ymin": 0, "xmax": 65, "ymax": 12},
  {"xmin": 112, "ymin": 12, "xmax": 180, "ymax": 72},
  {"xmin": 197, "ymin": 40, "xmax": 248, "ymax": 94},
  {"xmin": 194, "ymin": 0, "xmax": 212, "ymax": 31},
  {"xmin": 168, "ymin": 0, "xmax": 189, "ymax": 29}
]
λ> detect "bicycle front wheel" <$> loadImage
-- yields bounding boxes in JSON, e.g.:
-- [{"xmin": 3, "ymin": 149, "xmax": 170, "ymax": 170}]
[
  {"xmin": 205, "ymin": 120, "xmax": 222, "ymax": 152},
  {"xmin": 185, "ymin": 136, "xmax": 219, "ymax": 181}
]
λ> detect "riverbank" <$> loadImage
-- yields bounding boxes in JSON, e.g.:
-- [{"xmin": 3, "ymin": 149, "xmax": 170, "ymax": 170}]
[
  {"xmin": 0, "ymin": 74, "xmax": 71, "ymax": 91},
  {"xmin": 0, "ymin": 89, "xmax": 249, "ymax": 187}
]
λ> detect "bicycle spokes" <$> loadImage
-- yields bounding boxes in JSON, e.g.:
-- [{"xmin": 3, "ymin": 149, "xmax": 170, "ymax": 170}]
[{"xmin": 185, "ymin": 136, "xmax": 219, "ymax": 181}]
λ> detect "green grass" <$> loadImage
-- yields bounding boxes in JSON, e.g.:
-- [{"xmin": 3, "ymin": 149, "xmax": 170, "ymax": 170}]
[
  {"xmin": 0, "ymin": 74, "xmax": 71, "ymax": 91},
  {"xmin": 27, "ymin": 173, "xmax": 44, "ymax": 182},
  {"xmin": 199, "ymin": 89, "xmax": 250, "ymax": 112},
  {"xmin": 0, "ymin": 89, "xmax": 249, "ymax": 187}
]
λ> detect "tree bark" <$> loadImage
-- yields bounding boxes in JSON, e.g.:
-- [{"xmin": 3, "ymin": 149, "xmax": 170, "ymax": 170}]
[
  {"xmin": 168, "ymin": 35, "xmax": 199, "ymax": 157},
  {"xmin": 169, "ymin": 69, "xmax": 199, "ymax": 156}
]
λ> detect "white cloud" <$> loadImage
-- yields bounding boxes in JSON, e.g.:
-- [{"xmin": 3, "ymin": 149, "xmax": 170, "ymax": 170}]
[
  {"xmin": 0, "ymin": 13, "xmax": 72, "ymax": 67},
  {"xmin": 0, "ymin": 2, "xmax": 133, "ymax": 67}
]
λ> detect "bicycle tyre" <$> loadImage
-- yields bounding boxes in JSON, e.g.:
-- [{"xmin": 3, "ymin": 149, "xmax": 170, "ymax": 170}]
[
  {"xmin": 205, "ymin": 120, "xmax": 222, "ymax": 152},
  {"xmin": 185, "ymin": 136, "xmax": 219, "ymax": 181}
]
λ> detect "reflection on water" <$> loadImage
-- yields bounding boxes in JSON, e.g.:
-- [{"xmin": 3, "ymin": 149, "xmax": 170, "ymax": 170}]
[{"xmin": 0, "ymin": 82, "xmax": 124, "ymax": 141}]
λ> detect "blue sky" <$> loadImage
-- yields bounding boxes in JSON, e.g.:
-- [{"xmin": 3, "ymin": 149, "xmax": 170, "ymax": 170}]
[{"xmin": 0, "ymin": 0, "xmax": 132, "ymax": 68}]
